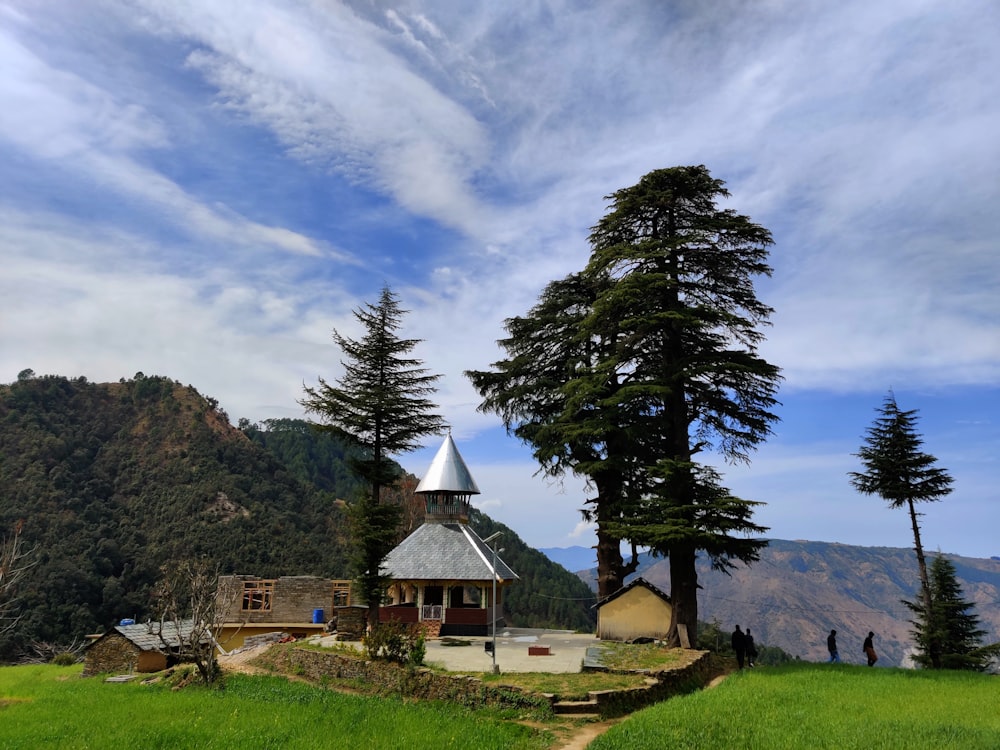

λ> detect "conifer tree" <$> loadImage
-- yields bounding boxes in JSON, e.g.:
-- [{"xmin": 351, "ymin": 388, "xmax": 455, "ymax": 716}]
[
  {"xmin": 467, "ymin": 272, "xmax": 644, "ymax": 597},
  {"xmin": 469, "ymin": 166, "xmax": 781, "ymax": 643},
  {"xmin": 903, "ymin": 555, "xmax": 1000, "ymax": 670},
  {"xmin": 302, "ymin": 286, "xmax": 444, "ymax": 624},
  {"xmin": 850, "ymin": 391, "xmax": 953, "ymax": 663}
]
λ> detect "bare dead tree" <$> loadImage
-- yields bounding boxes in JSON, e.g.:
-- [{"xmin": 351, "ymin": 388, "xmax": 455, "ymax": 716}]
[
  {"xmin": 1, "ymin": 520, "xmax": 35, "ymax": 637},
  {"xmin": 151, "ymin": 559, "xmax": 237, "ymax": 684}
]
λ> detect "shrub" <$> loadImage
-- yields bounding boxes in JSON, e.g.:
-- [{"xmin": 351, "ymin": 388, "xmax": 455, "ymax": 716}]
[{"xmin": 364, "ymin": 621, "xmax": 424, "ymax": 665}]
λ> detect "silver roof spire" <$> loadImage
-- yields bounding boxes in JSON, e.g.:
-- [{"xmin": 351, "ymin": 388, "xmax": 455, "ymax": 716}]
[{"xmin": 415, "ymin": 432, "xmax": 480, "ymax": 495}]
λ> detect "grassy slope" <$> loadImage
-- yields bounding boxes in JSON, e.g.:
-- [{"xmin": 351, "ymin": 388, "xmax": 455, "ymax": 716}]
[
  {"xmin": 590, "ymin": 661, "xmax": 1000, "ymax": 750},
  {"xmin": 0, "ymin": 665, "xmax": 550, "ymax": 750}
]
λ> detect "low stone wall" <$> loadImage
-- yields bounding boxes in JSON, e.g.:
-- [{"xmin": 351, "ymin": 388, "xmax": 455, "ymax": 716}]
[
  {"xmin": 587, "ymin": 651, "xmax": 717, "ymax": 718},
  {"xmin": 258, "ymin": 647, "xmax": 551, "ymax": 713},
  {"xmin": 255, "ymin": 645, "xmax": 720, "ymax": 719}
]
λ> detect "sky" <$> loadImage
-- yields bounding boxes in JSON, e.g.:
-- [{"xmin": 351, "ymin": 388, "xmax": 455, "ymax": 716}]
[{"xmin": 1, "ymin": 1, "xmax": 998, "ymax": 559}]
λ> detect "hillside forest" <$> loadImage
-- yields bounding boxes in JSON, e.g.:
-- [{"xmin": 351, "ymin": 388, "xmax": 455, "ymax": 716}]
[{"xmin": 0, "ymin": 373, "xmax": 596, "ymax": 662}]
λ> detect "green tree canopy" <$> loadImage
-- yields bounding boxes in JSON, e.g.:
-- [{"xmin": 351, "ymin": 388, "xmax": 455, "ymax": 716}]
[
  {"xmin": 469, "ymin": 165, "xmax": 781, "ymax": 645},
  {"xmin": 301, "ymin": 286, "xmax": 444, "ymax": 624}
]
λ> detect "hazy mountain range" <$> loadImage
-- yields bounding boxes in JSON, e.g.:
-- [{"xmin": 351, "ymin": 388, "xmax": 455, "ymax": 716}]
[{"xmin": 542, "ymin": 541, "xmax": 1000, "ymax": 667}]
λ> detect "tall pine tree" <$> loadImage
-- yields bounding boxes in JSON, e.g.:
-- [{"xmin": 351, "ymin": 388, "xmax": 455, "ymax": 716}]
[
  {"xmin": 850, "ymin": 391, "xmax": 953, "ymax": 664},
  {"xmin": 469, "ymin": 166, "xmax": 781, "ymax": 644},
  {"xmin": 467, "ymin": 272, "xmax": 644, "ymax": 597},
  {"xmin": 302, "ymin": 286, "xmax": 444, "ymax": 625}
]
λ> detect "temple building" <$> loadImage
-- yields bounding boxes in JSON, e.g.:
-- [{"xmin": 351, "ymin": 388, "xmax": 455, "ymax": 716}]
[{"xmin": 380, "ymin": 433, "xmax": 517, "ymax": 637}]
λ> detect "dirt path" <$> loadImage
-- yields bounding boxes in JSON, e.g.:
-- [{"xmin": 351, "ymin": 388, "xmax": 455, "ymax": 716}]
[
  {"xmin": 216, "ymin": 643, "xmax": 272, "ymax": 675},
  {"xmin": 553, "ymin": 720, "xmax": 620, "ymax": 750}
]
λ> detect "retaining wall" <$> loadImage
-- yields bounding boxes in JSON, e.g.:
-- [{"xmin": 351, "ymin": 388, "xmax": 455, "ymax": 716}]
[
  {"xmin": 259, "ymin": 647, "xmax": 551, "ymax": 713},
  {"xmin": 257, "ymin": 645, "xmax": 718, "ymax": 718}
]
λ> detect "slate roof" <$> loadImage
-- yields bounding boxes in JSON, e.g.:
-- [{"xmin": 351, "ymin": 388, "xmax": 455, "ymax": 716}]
[
  {"xmin": 382, "ymin": 523, "xmax": 517, "ymax": 582},
  {"xmin": 415, "ymin": 433, "xmax": 480, "ymax": 495},
  {"xmin": 594, "ymin": 577, "xmax": 671, "ymax": 609},
  {"xmin": 99, "ymin": 619, "xmax": 211, "ymax": 651}
]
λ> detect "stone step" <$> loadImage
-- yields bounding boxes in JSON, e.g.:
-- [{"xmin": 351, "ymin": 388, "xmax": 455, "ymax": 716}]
[{"xmin": 552, "ymin": 700, "xmax": 599, "ymax": 715}]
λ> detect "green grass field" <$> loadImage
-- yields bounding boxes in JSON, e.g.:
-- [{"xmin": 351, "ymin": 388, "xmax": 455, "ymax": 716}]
[
  {"xmin": 3, "ymin": 661, "xmax": 998, "ymax": 749},
  {"xmin": 0, "ymin": 665, "xmax": 550, "ymax": 749},
  {"xmin": 589, "ymin": 661, "xmax": 1000, "ymax": 750}
]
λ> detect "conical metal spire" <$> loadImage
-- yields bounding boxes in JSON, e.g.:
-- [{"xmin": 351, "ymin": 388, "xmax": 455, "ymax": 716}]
[{"xmin": 415, "ymin": 432, "xmax": 480, "ymax": 495}]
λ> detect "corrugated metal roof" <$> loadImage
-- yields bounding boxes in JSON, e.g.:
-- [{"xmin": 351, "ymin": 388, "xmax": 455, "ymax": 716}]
[
  {"xmin": 382, "ymin": 523, "xmax": 516, "ymax": 582},
  {"xmin": 415, "ymin": 433, "xmax": 480, "ymax": 495}
]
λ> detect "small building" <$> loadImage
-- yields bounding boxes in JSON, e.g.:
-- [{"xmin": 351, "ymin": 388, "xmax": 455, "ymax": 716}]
[
  {"xmin": 381, "ymin": 433, "xmax": 517, "ymax": 637},
  {"xmin": 215, "ymin": 575, "xmax": 351, "ymax": 651},
  {"xmin": 595, "ymin": 577, "xmax": 672, "ymax": 642},
  {"xmin": 83, "ymin": 619, "xmax": 209, "ymax": 676}
]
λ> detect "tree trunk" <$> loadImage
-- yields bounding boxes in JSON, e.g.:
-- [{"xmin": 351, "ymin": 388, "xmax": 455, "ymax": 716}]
[
  {"xmin": 667, "ymin": 545, "xmax": 698, "ymax": 648},
  {"xmin": 907, "ymin": 497, "xmax": 938, "ymax": 668},
  {"xmin": 594, "ymin": 479, "xmax": 639, "ymax": 599}
]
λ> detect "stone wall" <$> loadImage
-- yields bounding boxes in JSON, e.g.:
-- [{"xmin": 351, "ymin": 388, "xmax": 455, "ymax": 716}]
[
  {"xmin": 587, "ymin": 651, "xmax": 716, "ymax": 717},
  {"xmin": 334, "ymin": 606, "xmax": 367, "ymax": 641},
  {"xmin": 83, "ymin": 634, "xmax": 166, "ymax": 676},
  {"xmin": 257, "ymin": 645, "xmax": 718, "ymax": 718},
  {"xmin": 259, "ymin": 647, "xmax": 552, "ymax": 713},
  {"xmin": 218, "ymin": 575, "xmax": 333, "ymax": 624}
]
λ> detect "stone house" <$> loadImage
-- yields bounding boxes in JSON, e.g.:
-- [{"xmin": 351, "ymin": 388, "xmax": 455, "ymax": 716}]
[
  {"xmin": 83, "ymin": 619, "xmax": 208, "ymax": 676},
  {"xmin": 596, "ymin": 577, "xmax": 672, "ymax": 642}
]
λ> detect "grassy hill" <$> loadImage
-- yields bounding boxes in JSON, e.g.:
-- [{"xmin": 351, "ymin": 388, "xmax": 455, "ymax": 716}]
[{"xmin": 0, "ymin": 373, "xmax": 595, "ymax": 661}]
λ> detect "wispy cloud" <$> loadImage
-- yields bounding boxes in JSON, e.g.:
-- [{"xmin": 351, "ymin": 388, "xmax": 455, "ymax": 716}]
[{"xmin": 1, "ymin": 0, "xmax": 997, "ymax": 556}]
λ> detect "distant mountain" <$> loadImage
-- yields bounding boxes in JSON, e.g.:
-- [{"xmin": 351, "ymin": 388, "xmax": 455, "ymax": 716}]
[
  {"xmin": 539, "ymin": 546, "xmax": 598, "ymax": 573},
  {"xmin": 576, "ymin": 539, "xmax": 1000, "ymax": 667},
  {"xmin": 0, "ymin": 373, "xmax": 594, "ymax": 660}
]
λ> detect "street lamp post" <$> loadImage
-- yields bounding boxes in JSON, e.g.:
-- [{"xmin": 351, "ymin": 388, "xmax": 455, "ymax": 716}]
[{"xmin": 483, "ymin": 531, "xmax": 503, "ymax": 674}]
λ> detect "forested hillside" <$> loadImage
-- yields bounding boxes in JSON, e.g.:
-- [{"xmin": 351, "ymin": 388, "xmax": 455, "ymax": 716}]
[
  {"xmin": 242, "ymin": 418, "xmax": 596, "ymax": 631},
  {"xmin": 241, "ymin": 417, "xmax": 597, "ymax": 631},
  {"xmin": 0, "ymin": 374, "xmax": 594, "ymax": 661}
]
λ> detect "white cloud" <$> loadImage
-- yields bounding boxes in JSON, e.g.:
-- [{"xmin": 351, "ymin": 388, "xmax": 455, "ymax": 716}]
[{"xmin": 2, "ymin": 0, "xmax": 999, "ymax": 554}]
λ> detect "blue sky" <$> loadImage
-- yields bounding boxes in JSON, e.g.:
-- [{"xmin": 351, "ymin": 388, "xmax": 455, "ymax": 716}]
[{"xmin": 1, "ymin": 1, "xmax": 997, "ymax": 558}]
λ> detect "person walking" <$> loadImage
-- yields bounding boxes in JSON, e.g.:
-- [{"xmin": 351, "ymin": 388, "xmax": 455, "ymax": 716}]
[
  {"xmin": 827, "ymin": 629, "xmax": 840, "ymax": 663},
  {"xmin": 863, "ymin": 631, "xmax": 878, "ymax": 666},
  {"xmin": 745, "ymin": 628, "xmax": 758, "ymax": 667},
  {"xmin": 732, "ymin": 625, "xmax": 747, "ymax": 669}
]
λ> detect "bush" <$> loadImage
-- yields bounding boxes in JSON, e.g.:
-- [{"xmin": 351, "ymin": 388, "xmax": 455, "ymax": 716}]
[
  {"xmin": 363, "ymin": 621, "xmax": 424, "ymax": 665},
  {"xmin": 51, "ymin": 652, "xmax": 77, "ymax": 666}
]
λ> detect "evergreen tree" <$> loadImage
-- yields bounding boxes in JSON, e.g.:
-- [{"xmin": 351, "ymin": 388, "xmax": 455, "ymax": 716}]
[
  {"xmin": 301, "ymin": 286, "xmax": 444, "ymax": 624},
  {"xmin": 904, "ymin": 555, "xmax": 999, "ymax": 671},
  {"xmin": 469, "ymin": 166, "xmax": 781, "ymax": 645},
  {"xmin": 467, "ymin": 272, "xmax": 644, "ymax": 597},
  {"xmin": 850, "ymin": 391, "xmax": 953, "ymax": 665}
]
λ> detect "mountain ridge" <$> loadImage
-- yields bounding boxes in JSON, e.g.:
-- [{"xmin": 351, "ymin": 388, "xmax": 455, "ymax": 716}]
[{"xmin": 543, "ymin": 541, "xmax": 1000, "ymax": 667}]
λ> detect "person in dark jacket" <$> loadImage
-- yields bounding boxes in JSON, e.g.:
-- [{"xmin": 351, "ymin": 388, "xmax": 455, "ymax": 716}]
[
  {"xmin": 827, "ymin": 629, "xmax": 840, "ymax": 663},
  {"xmin": 863, "ymin": 631, "xmax": 878, "ymax": 666},
  {"xmin": 732, "ymin": 625, "xmax": 747, "ymax": 669}
]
